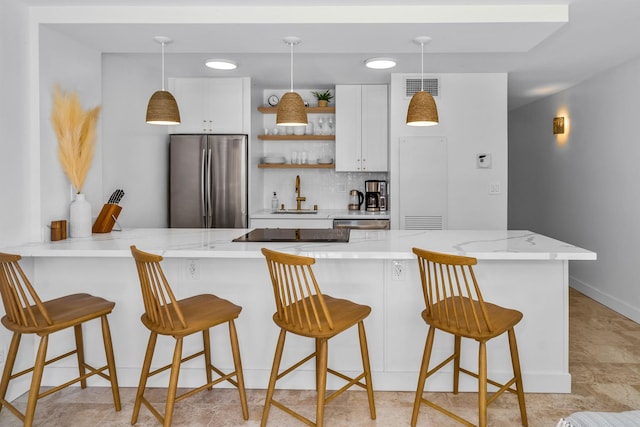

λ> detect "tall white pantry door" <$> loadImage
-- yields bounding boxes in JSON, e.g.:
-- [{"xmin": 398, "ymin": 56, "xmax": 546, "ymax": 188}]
[{"xmin": 398, "ymin": 136, "xmax": 448, "ymax": 230}]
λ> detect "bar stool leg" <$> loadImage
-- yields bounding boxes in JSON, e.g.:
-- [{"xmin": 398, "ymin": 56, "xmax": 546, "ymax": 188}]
[
  {"xmin": 74, "ymin": 324, "xmax": 87, "ymax": 389},
  {"xmin": 100, "ymin": 315, "xmax": 121, "ymax": 411},
  {"xmin": 411, "ymin": 326, "xmax": 435, "ymax": 427},
  {"xmin": 508, "ymin": 328, "xmax": 528, "ymax": 426},
  {"xmin": 453, "ymin": 335, "xmax": 461, "ymax": 394},
  {"xmin": 0, "ymin": 333, "xmax": 21, "ymax": 412},
  {"xmin": 132, "ymin": 332, "xmax": 157, "ymax": 424},
  {"xmin": 164, "ymin": 337, "xmax": 183, "ymax": 427},
  {"xmin": 228, "ymin": 320, "xmax": 249, "ymax": 420},
  {"xmin": 357, "ymin": 321, "xmax": 376, "ymax": 419},
  {"xmin": 315, "ymin": 338, "xmax": 321, "ymax": 393},
  {"xmin": 24, "ymin": 335, "xmax": 49, "ymax": 427},
  {"xmin": 203, "ymin": 329, "xmax": 213, "ymax": 390},
  {"xmin": 478, "ymin": 340, "xmax": 488, "ymax": 427},
  {"xmin": 316, "ymin": 338, "xmax": 328, "ymax": 427},
  {"xmin": 261, "ymin": 329, "xmax": 287, "ymax": 427}
]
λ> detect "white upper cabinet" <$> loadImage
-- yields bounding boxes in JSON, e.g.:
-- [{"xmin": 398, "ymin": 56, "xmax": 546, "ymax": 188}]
[
  {"xmin": 335, "ymin": 84, "xmax": 388, "ymax": 172},
  {"xmin": 168, "ymin": 77, "xmax": 250, "ymax": 134}
]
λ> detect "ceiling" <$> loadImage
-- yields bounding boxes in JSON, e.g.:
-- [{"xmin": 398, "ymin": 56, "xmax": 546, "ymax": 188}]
[{"xmin": 17, "ymin": 0, "xmax": 640, "ymax": 109}]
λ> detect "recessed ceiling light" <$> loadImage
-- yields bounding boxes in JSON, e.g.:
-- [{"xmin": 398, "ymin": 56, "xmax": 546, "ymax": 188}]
[
  {"xmin": 205, "ymin": 59, "xmax": 237, "ymax": 70},
  {"xmin": 364, "ymin": 58, "xmax": 397, "ymax": 69}
]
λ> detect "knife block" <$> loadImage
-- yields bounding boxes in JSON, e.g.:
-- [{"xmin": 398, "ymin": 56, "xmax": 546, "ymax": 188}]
[{"xmin": 92, "ymin": 204, "xmax": 122, "ymax": 233}]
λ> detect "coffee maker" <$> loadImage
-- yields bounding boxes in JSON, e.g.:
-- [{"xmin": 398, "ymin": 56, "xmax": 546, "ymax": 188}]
[{"xmin": 365, "ymin": 180, "xmax": 387, "ymax": 212}]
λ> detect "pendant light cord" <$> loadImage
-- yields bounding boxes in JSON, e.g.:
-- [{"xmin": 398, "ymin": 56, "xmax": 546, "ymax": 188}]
[
  {"xmin": 420, "ymin": 41, "xmax": 424, "ymax": 92},
  {"xmin": 289, "ymin": 42, "xmax": 294, "ymax": 93},
  {"xmin": 161, "ymin": 41, "xmax": 166, "ymax": 91}
]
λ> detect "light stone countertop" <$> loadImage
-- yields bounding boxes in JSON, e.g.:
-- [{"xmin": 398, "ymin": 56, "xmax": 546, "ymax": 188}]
[{"xmin": 3, "ymin": 228, "xmax": 596, "ymax": 261}]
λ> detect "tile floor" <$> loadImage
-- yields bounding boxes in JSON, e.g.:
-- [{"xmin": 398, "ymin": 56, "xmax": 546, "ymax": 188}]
[{"xmin": 1, "ymin": 288, "xmax": 639, "ymax": 426}]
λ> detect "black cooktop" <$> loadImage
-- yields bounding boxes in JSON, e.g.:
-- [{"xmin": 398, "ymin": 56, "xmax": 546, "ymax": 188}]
[{"xmin": 232, "ymin": 228, "xmax": 350, "ymax": 243}]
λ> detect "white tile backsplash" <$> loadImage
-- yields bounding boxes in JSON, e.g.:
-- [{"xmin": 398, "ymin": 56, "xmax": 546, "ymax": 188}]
[{"xmin": 262, "ymin": 169, "xmax": 388, "ymax": 211}]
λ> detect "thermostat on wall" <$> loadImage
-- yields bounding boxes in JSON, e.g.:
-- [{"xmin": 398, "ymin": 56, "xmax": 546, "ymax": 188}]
[{"xmin": 477, "ymin": 153, "xmax": 492, "ymax": 169}]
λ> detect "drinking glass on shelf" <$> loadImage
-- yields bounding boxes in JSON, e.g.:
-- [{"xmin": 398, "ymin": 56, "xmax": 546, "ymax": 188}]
[
  {"xmin": 316, "ymin": 118, "xmax": 324, "ymax": 135},
  {"xmin": 300, "ymin": 151, "xmax": 308, "ymax": 164},
  {"xmin": 328, "ymin": 117, "xmax": 334, "ymax": 135},
  {"xmin": 291, "ymin": 151, "xmax": 299, "ymax": 164}
]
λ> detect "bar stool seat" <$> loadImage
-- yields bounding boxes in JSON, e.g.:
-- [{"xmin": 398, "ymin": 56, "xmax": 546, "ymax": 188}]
[
  {"xmin": 0, "ymin": 252, "xmax": 121, "ymax": 427},
  {"xmin": 141, "ymin": 294, "xmax": 242, "ymax": 336}
]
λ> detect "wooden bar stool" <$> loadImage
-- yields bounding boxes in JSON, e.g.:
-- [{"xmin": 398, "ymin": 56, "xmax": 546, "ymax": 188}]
[
  {"xmin": 260, "ymin": 248, "xmax": 376, "ymax": 427},
  {"xmin": 129, "ymin": 246, "xmax": 248, "ymax": 426},
  {"xmin": 411, "ymin": 248, "xmax": 528, "ymax": 427},
  {"xmin": 0, "ymin": 252, "xmax": 121, "ymax": 427}
]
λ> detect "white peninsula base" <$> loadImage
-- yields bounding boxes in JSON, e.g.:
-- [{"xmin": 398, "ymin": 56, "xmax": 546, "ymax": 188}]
[{"xmin": 1, "ymin": 229, "xmax": 595, "ymax": 401}]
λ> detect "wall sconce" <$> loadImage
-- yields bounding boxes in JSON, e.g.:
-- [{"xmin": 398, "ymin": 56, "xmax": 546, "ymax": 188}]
[{"xmin": 553, "ymin": 117, "xmax": 565, "ymax": 134}]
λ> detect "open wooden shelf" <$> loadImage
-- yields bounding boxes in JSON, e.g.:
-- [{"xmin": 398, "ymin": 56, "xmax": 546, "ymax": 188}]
[
  {"xmin": 258, "ymin": 163, "xmax": 335, "ymax": 169},
  {"xmin": 258, "ymin": 134, "xmax": 335, "ymax": 141},
  {"xmin": 258, "ymin": 106, "xmax": 335, "ymax": 114}
]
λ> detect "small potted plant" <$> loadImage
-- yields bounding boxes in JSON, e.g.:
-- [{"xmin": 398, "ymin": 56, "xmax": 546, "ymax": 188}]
[{"xmin": 311, "ymin": 89, "xmax": 334, "ymax": 107}]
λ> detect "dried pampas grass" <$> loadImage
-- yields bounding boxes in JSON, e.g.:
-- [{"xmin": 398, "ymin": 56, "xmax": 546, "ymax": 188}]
[{"xmin": 51, "ymin": 85, "xmax": 101, "ymax": 194}]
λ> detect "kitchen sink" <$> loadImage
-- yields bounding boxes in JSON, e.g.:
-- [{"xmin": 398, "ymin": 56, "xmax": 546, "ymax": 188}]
[{"xmin": 272, "ymin": 209, "xmax": 318, "ymax": 214}]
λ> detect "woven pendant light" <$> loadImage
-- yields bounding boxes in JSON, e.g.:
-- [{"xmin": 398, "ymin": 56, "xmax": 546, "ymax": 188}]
[
  {"xmin": 406, "ymin": 36, "xmax": 438, "ymax": 127},
  {"xmin": 276, "ymin": 37, "xmax": 308, "ymax": 127},
  {"xmin": 146, "ymin": 36, "xmax": 181, "ymax": 125}
]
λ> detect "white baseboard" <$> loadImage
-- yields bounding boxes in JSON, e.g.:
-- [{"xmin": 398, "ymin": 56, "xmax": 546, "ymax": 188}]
[{"xmin": 570, "ymin": 275, "xmax": 640, "ymax": 323}]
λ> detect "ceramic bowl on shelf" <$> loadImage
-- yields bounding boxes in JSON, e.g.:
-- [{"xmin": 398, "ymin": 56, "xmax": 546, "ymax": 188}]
[{"xmin": 263, "ymin": 154, "xmax": 286, "ymax": 164}]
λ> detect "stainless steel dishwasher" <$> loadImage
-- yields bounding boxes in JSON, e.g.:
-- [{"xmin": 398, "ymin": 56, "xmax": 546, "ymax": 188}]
[{"xmin": 332, "ymin": 218, "xmax": 390, "ymax": 230}]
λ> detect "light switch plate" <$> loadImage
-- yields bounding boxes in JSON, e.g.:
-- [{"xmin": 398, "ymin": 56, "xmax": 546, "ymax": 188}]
[
  {"xmin": 477, "ymin": 153, "xmax": 492, "ymax": 168},
  {"xmin": 489, "ymin": 182, "xmax": 501, "ymax": 194}
]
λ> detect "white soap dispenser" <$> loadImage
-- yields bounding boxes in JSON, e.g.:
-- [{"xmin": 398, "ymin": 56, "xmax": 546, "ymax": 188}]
[{"xmin": 271, "ymin": 192, "xmax": 279, "ymax": 211}]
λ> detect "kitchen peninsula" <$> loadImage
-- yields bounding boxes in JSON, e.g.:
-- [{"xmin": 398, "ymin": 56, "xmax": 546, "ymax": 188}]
[{"xmin": 2, "ymin": 228, "xmax": 595, "ymax": 399}]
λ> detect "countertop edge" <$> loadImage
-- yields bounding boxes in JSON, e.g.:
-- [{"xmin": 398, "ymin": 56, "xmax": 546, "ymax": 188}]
[{"xmin": 1, "ymin": 228, "xmax": 597, "ymax": 261}]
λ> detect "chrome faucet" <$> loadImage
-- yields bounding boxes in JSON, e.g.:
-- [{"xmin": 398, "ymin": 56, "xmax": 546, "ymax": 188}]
[{"xmin": 295, "ymin": 175, "xmax": 306, "ymax": 210}]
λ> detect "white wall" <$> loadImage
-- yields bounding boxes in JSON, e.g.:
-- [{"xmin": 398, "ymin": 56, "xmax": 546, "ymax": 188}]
[
  {"xmin": 38, "ymin": 27, "xmax": 103, "ymax": 237},
  {"xmin": 390, "ymin": 73, "xmax": 508, "ymax": 229},
  {"xmin": 0, "ymin": 0, "xmax": 30, "ymax": 246},
  {"xmin": 0, "ymin": 0, "xmax": 33, "ymax": 401},
  {"xmin": 102, "ymin": 54, "xmax": 170, "ymax": 228},
  {"xmin": 509, "ymin": 56, "xmax": 640, "ymax": 322}
]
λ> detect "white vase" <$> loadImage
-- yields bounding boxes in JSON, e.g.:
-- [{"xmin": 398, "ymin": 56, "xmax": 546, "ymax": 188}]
[{"xmin": 69, "ymin": 193, "xmax": 92, "ymax": 237}]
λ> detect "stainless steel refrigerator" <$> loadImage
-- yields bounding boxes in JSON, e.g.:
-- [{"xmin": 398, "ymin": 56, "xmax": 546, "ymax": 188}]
[{"xmin": 169, "ymin": 134, "xmax": 248, "ymax": 228}]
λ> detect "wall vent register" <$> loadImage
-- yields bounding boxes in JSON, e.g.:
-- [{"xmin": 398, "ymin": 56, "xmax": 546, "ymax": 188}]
[{"xmin": 405, "ymin": 78, "xmax": 439, "ymax": 98}]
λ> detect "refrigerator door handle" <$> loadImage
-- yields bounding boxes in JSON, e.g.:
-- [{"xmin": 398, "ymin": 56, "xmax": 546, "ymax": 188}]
[
  {"xmin": 206, "ymin": 147, "xmax": 213, "ymax": 227},
  {"xmin": 201, "ymin": 147, "xmax": 207, "ymax": 224}
]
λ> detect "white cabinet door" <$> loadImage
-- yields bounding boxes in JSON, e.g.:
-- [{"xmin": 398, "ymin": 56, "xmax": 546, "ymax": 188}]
[
  {"xmin": 361, "ymin": 85, "xmax": 388, "ymax": 171},
  {"xmin": 170, "ymin": 78, "xmax": 208, "ymax": 133},
  {"xmin": 335, "ymin": 85, "xmax": 362, "ymax": 171},
  {"xmin": 335, "ymin": 84, "xmax": 388, "ymax": 172},
  {"xmin": 169, "ymin": 78, "xmax": 247, "ymax": 134},
  {"xmin": 250, "ymin": 218, "xmax": 333, "ymax": 229},
  {"xmin": 207, "ymin": 78, "xmax": 245, "ymax": 133}
]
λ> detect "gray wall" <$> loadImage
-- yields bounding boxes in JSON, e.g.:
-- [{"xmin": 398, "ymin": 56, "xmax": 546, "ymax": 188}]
[{"xmin": 509, "ymin": 55, "xmax": 640, "ymax": 322}]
